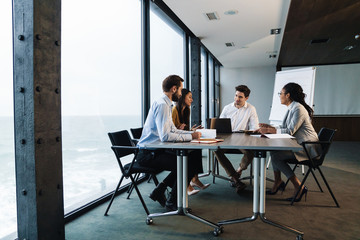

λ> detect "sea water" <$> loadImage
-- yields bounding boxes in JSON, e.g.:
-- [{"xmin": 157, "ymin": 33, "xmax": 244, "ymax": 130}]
[{"xmin": 0, "ymin": 115, "xmax": 140, "ymax": 238}]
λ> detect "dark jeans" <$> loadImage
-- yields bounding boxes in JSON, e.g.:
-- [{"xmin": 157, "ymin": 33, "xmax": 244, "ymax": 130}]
[{"xmin": 137, "ymin": 149, "xmax": 203, "ymax": 190}]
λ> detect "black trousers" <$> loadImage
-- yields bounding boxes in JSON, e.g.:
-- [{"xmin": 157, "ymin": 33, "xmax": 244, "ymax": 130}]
[{"xmin": 137, "ymin": 149, "xmax": 203, "ymax": 189}]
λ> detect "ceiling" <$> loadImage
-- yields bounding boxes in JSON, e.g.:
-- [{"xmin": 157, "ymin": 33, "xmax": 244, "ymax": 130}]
[{"xmin": 162, "ymin": 0, "xmax": 360, "ymax": 69}]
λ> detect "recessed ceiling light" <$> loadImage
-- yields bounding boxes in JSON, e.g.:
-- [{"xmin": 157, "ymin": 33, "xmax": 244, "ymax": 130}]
[
  {"xmin": 270, "ymin": 28, "xmax": 281, "ymax": 35},
  {"xmin": 310, "ymin": 38, "xmax": 330, "ymax": 44},
  {"xmin": 355, "ymin": 34, "xmax": 360, "ymax": 40},
  {"xmin": 224, "ymin": 10, "xmax": 238, "ymax": 15},
  {"xmin": 204, "ymin": 12, "xmax": 220, "ymax": 21}
]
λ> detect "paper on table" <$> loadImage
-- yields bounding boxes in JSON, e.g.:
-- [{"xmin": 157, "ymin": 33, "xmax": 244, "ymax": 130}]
[
  {"xmin": 263, "ymin": 134, "xmax": 295, "ymax": 139},
  {"xmin": 197, "ymin": 129, "xmax": 216, "ymax": 139},
  {"xmin": 191, "ymin": 138, "xmax": 224, "ymax": 144}
]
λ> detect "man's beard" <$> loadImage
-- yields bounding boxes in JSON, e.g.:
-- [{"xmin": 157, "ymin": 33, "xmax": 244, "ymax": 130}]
[{"xmin": 172, "ymin": 91, "xmax": 180, "ymax": 102}]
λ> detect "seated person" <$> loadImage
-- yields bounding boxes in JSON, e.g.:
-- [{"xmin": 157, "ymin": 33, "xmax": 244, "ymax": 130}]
[
  {"xmin": 136, "ymin": 75, "xmax": 202, "ymax": 211},
  {"xmin": 257, "ymin": 82, "xmax": 321, "ymax": 202},
  {"xmin": 214, "ymin": 85, "xmax": 259, "ymax": 194},
  {"xmin": 172, "ymin": 88, "xmax": 210, "ymax": 195}
]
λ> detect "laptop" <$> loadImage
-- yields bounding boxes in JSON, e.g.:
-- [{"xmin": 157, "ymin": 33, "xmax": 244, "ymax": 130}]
[{"xmin": 206, "ymin": 118, "xmax": 233, "ymax": 134}]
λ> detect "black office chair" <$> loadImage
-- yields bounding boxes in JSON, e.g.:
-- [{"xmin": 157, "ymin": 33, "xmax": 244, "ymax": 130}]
[
  {"xmin": 285, "ymin": 127, "xmax": 339, "ymax": 207},
  {"xmin": 130, "ymin": 127, "xmax": 143, "ymax": 145},
  {"xmin": 104, "ymin": 130, "xmax": 158, "ymax": 216}
]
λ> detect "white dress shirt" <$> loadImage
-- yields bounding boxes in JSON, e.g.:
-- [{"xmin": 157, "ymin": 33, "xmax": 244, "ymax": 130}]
[
  {"xmin": 138, "ymin": 94, "xmax": 193, "ymax": 149},
  {"xmin": 220, "ymin": 101, "xmax": 259, "ymax": 131}
]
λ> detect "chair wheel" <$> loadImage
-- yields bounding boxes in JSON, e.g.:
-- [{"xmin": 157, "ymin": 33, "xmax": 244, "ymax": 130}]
[
  {"xmin": 296, "ymin": 235, "xmax": 303, "ymax": 240},
  {"xmin": 146, "ymin": 217, "xmax": 153, "ymax": 225},
  {"xmin": 213, "ymin": 227, "xmax": 222, "ymax": 236}
]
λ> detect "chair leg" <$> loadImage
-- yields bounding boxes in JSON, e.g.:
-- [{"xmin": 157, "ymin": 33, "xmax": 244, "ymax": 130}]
[
  {"xmin": 152, "ymin": 174, "xmax": 159, "ymax": 186},
  {"xmin": 129, "ymin": 175, "xmax": 150, "ymax": 215},
  {"xmin": 310, "ymin": 168, "xmax": 323, "ymax": 192},
  {"xmin": 104, "ymin": 175, "xmax": 124, "ymax": 216},
  {"xmin": 127, "ymin": 173, "xmax": 140, "ymax": 199},
  {"xmin": 284, "ymin": 164, "xmax": 298, "ymax": 190},
  {"xmin": 317, "ymin": 167, "xmax": 340, "ymax": 207},
  {"xmin": 213, "ymin": 158, "xmax": 218, "ymax": 184},
  {"xmin": 290, "ymin": 168, "xmax": 311, "ymax": 206}
]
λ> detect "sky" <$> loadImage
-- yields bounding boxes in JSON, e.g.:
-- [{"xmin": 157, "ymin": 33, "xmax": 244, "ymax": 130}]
[{"xmin": 1, "ymin": 0, "xmax": 184, "ymax": 117}]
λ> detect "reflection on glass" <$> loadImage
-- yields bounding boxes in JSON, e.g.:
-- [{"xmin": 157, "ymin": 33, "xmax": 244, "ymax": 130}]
[
  {"xmin": 0, "ymin": 0, "xmax": 16, "ymax": 238},
  {"xmin": 150, "ymin": 10, "xmax": 184, "ymax": 103},
  {"xmin": 62, "ymin": 0, "xmax": 141, "ymax": 212}
]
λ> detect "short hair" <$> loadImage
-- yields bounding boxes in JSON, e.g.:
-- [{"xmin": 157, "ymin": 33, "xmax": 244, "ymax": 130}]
[
  {"xmin": 162, "ymin": 75, "xmax": 184, "ymax": 92},
  {"xmin": 235, "ymin": 85, "xmax": 251, "ymax": 97}
]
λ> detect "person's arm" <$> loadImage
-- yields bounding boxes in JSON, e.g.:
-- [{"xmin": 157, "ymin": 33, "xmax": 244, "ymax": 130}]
[
  {"xmin": 171, "ymin": 107, "xmax": 182, "ymax": 128},
  {"xmin": 279, "ymin": 106, "xmax": 305, "ymax": 135},
  {"xmin": 155, "ymin": 103, "xmax": 192, "ymax": 142},
  {"xmin": 248, "ymin": 107, "xmax": 259, "ymax": 130}
]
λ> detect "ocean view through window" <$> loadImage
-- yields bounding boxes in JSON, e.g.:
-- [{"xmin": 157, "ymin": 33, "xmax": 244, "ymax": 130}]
[{"xmin": 62, "ymin": 0, "xmax": 141, "ymax": 213}]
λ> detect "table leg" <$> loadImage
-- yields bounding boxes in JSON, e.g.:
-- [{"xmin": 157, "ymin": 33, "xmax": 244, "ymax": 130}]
[
  {"xmin": 259, "ymin": 156, "xmax": 304, "ymax": 237},
  {"xmin": 218, "ymin": 157, "xmax": 260, "ymax": 225}
]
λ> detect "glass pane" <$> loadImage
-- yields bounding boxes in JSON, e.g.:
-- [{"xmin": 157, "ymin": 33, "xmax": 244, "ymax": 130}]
[
  {"xmin": 201, "ymin": 50, "xmax": 207, "ymax": 126},
  {"xmin": 209, "ymin": 57, "xmax": 214, "ymax": 117},
  {"xmin": 62, "ymin": 0, "xmax": 141, "ymax": 212},
  {"xmin": 0, "ymin": 1, "xmax": 16, "ymax": 238},
  {"xmin": 150, "ymin": 9, "xmax": 184, "ymax": 103}
]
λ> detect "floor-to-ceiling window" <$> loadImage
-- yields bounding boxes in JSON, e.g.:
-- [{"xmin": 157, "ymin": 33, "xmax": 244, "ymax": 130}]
[
  {"xmin": 62, "ymin": 0, "xmax": 141, "ymax": 213},
  {"xmin": 150, "ymin": 6, "xmax": 184, "ymax": 103},
  {"xmin": 0, "ymin": 1, "xmax": 16, "ymax": 238}
]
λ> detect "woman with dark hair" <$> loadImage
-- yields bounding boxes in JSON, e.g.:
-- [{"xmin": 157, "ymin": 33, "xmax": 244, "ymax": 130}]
[
  {"xmin": 172, "ymin": 89, "xmax": 210, "ymax": 195},
  {"xmin": 257, "ymin": 82, "xmax": 320, "ymax": 202}
]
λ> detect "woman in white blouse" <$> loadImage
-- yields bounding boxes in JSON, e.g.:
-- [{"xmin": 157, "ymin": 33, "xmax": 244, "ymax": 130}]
[{"xmin": 257, "ymin": 82, "xmax": 320, "ymax": 202}]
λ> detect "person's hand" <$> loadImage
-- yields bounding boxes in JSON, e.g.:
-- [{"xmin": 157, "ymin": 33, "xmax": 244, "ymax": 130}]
[
  {"xmin": 258, "ymin": 126, "xmax": 276, "ymax": 134},
  {"xmin": 259, "ymin": 123, "xmax": 271, "ymax": 128},
  {"xmin": 191, "ymin": 131, "xmax": 201, "ymax": 139},
  {"xmin": 178, "ymin": 123, "xmax": 186, "ymax": 130},
  {"xmin": 191, "ymin": 124, "xmax": 203, "ymax": 131}
]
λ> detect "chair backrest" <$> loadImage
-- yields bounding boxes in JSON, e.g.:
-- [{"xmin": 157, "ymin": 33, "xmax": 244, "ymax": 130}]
[
  {"xmin": 108, "ymin": 130, "xmax": 136, "ymax": 158},
  {"xmin": 130, "ymin": 127, "xmax": 143, "ymax": 139},
  {"xmin": 315, "ymin": 127, "xmax": 336, "ymax": 164}
]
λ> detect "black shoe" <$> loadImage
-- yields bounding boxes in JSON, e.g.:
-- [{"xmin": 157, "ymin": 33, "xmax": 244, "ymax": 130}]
[
  {"xmin": 165, "ymin": 190, "xmax": 177, "ymax": 211},
  {"xmin": 286, "ymin": 186, "xmax": 308, "ymax": 202},
  {"xmin": 234, "ymin": 181, "xmax": 246, "ymax": 194},
  {"xmin": 266, "ymin": 181, "xmax": 286, "ymax": 195},
  {"xmin": 149, "ymin": 182, "xmax": 166, "ymax": 207}
]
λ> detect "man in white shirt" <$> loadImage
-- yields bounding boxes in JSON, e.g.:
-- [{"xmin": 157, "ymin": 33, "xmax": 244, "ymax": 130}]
[{"xmin": 214, "ymin": 85, "xmax": 259, "ymax": 193}]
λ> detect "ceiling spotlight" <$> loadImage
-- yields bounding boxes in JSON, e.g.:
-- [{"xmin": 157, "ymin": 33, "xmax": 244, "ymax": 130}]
[
  {"xmin": 269, "ymin": 54, "xmax": 277, "ymax": 58},
  {"xmin": 344, "ymin": 45, "xmax": 356, "ymax": 51},
  {"xmin": 224, "ymin": 10, "xmax": 238, "ymax": 15},
  {"xmin": 225, "ymin": 42, "xmax": 235, "ymax": 47},
  {"xmin": 355, "ymin": 34, "xmax": 360, "ymax": 40},
  {"xmin": 270, "ymin": 28, "xmax": 281, "ymax": 35}
]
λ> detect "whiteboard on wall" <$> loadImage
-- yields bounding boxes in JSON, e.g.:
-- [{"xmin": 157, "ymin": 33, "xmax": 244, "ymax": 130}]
[{"xmin": 269, "ymin": 67, "xmax": 316, "ymax": 125}]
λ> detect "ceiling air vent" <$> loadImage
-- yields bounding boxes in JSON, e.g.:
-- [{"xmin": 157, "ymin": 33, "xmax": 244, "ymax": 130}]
[
  {"xmin": 270, "ymin": 28, "xmax": 281, "ymax": 35},
  {"xmin": 225, "ymin": 42, "xmax": 235, "ymax": 47},
  {"xmin": 310, "ymin": 38, "xmax": 330, "ymax": 44},
  {"xmin": 205, "ymin": 12, "xmax": 219, "ymax": 21}
]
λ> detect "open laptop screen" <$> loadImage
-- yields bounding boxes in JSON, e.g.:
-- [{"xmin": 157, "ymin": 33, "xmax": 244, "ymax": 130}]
[{"xmin": 206, "ymin": 118, "xmax": 232, "ymax": 133}]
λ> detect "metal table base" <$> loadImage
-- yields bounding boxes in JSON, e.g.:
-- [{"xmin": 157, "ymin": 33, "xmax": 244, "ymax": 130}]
[{"xmin": 218, "ymin": 151, "xmax": 304, "ymax": 240}]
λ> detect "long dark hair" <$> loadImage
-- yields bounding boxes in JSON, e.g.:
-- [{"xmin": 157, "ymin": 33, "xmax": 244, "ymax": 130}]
[
  {"xmin": 176, "ymin": 88, "xmax": 191, "ymax": 129},
  {"xmin": 283, "ymin": 82, "xmax": 314, "ymax": 119}
]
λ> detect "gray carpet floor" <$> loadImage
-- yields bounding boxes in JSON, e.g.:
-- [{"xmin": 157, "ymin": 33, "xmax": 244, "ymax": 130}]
[{"xmin": 65, "ymin": 142, "xmax": 360, "ymax": 240}]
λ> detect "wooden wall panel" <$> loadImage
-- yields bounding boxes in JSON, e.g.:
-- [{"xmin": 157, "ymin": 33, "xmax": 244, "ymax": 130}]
[{"xmin": 312, "ymin": 116, "xmax": 360, "ymax": 141}]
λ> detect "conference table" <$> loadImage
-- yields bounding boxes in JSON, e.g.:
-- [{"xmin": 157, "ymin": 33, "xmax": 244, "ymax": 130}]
[{"xmin": 144, "ymin": 133, "xmax": 304, "ymax": 239}]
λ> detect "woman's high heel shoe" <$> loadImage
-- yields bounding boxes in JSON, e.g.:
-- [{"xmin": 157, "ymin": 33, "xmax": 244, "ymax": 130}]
[
  {"xmin": 190, "ymin": 181, "xmax": 210, "ymax": 190},
  {"xmin": 286, "ymin": 186, "xmax": 308, "ymax": 202},
  {"xmin": 266, "ymin": 181, "xmax": 286, "ymax": 195}
]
